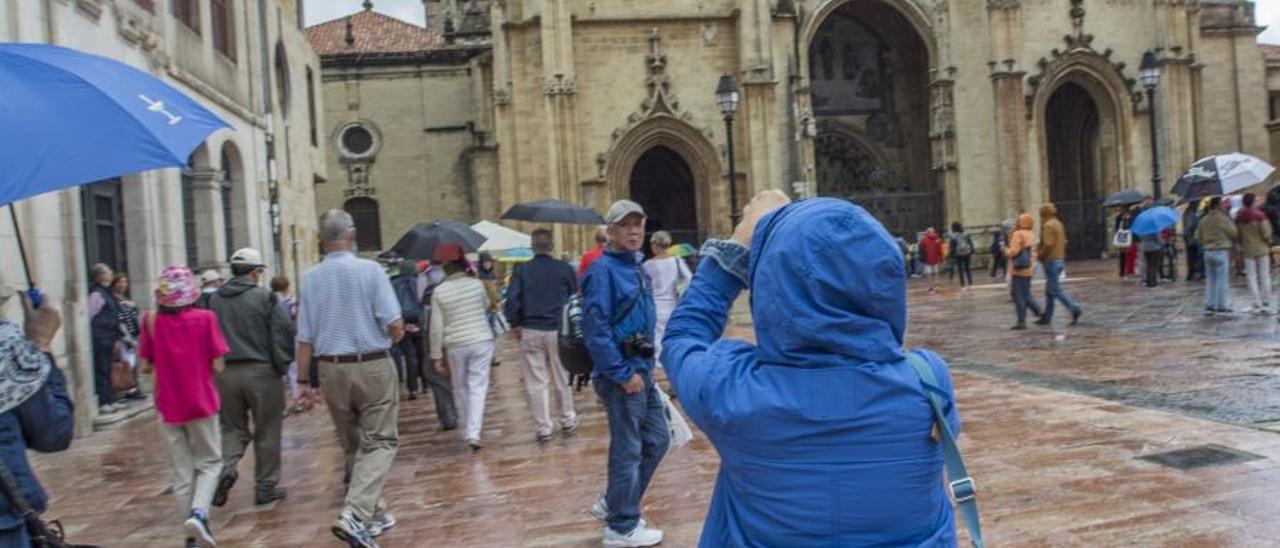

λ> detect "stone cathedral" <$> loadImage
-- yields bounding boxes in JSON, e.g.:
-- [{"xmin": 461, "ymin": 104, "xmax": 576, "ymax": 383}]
[{"xmin": 310, "ymin": 0, "xmax": 1274, "ymax": 259}]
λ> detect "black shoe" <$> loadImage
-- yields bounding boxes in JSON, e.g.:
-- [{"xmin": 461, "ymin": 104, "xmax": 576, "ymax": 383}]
[
  {"xmin": 407, "ymin": 391, "xmax": 418, "ymax": 400},
  {"xmin": 343, "ymin": 470, "xmax": 351, "ymax": 485},
  {"xmin": 1034, "ymin": 318, "xmax": 1051, "ymax": 326},
  {"xmin": 255, "ymin": 486, "xmax": 287, "ymax": 505},
  {"xmin": 1071, "ymin": 309, "xmax": 1082, "ymax": 326},
  {"xmin": 211, "ymin": 470, "xmax": 237, "ymax": 508},
  {"xmin": 1011, "ymin": 323, "xmax": 1027, "ymax": 331},
  {"xmin": 440, "ymin": 423, "xmax": 458, "ymax": 432},
  {"xmin": 185, "ymin": 537, "xmax": 198, "ymax": 548}
]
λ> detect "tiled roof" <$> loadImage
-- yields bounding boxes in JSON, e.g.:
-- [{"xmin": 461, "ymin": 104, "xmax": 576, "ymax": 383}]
[
  {"xmin": 305, "ymin": 9, "xmax": 445, "ymax": 56},
  {"xmin": 1263, "ymin": 44, "xmax": 1280, "ymax": 63}
]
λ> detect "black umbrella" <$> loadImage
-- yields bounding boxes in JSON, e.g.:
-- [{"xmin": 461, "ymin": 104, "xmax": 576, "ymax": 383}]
[
  {"xmin": 501, "ymin": 200, "xmax": 605, "ymax": 225},
  {"xmin": 389, "ymin": 220, "xmax": 488, "ymax": 261},
  {"xmin": 1101, "ymin": 189, "xmax": 1149, "ymax": 208},
  {"xmin": 1171, "ymin": 153, "xmax": 1277, "ymax": 199}
]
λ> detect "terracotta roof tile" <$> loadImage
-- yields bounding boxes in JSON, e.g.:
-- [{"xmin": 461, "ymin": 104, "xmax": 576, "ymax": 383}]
[
  {"xmin": 1263, "ymin": 44, "xmax": 1280, "ymax": 63},
  {"xmin": 306, "ymin": 9, "xmax": 445, "ymax": 56}
]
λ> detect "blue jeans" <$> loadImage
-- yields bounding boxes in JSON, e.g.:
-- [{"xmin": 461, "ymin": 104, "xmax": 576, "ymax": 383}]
[
  {"xmin": 0, "ymin": 525, "xmax": 30, "ymax": 547},
  {"xmin": 1204, "ymin": 249, "xmax": 1231, "ymax": 311},
  {"xmin": 594, "ymin": 369, "xmax": 669, "ymax": 534},
  {"xmin": 1042, "ymin": 260, "xmax": 1081, "ymax": 321}
]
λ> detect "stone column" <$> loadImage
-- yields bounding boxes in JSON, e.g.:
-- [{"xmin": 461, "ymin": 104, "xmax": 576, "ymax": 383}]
[
  {"xmin": 189, "ymin": 168, "xmax": 227, "ymax": 270},
  {"xmin": 987, "ymin": 2, "xmax": 1027, "ymax": 216},
  {"xmin": 930, "ymin": 71, "xmax": 961, "ymax": 223}
]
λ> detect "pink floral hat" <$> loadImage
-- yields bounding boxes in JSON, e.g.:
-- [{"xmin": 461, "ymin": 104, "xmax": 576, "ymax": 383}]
[{"xmin": 155, "ymin": 266, "xmax": 199, "ymax": 308}]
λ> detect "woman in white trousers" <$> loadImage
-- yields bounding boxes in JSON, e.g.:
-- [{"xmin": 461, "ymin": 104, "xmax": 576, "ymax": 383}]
[{"xmin": 430, "ymin": 244, "xmax": 499, "ymax": 450}]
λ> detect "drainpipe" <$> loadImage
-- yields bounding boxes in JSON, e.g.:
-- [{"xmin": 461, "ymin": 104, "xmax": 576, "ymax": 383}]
[{"xmin": 256, "ymin": 0, "xmax": 281, "ymax": 270}]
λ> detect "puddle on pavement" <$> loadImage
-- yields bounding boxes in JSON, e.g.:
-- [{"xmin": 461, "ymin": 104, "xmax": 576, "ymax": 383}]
[{"xmin": 1137, "ymin": 444, "xmax": 1264, "ymax": 470}]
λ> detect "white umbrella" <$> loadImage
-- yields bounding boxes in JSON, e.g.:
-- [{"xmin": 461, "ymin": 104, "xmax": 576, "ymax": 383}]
[
  {"xmin": 1173, "ymin": 153, "xmax": 1276, "ymax": 199},
  {"xmin": 471, "ymin": 220, "xmax": 531, "ymax": 252}
]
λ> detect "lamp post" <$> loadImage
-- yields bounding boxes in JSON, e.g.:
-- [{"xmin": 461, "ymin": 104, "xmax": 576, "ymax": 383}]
[
  {"xmin": 1140, "ymin": 50, "xmax": 1162, "ymax": 200},
  {"xmin": 716, "ymin": 74, "xmax": 741, "ymax": 227}
]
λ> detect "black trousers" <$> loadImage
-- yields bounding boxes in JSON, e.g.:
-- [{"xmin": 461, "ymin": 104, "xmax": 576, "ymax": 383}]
[
  {"xmin": 954, "ymin": 256, "xmax": 973, "ymax": 286},
  {"xmin": 1144, "ymin": 250, "xmax": 1163, "ymax": 287},
  {"xmin": 91, "ymin": 337, "xmax": 116, "ymax": 406},
  {"xmin": 990, "ymin": 255, "xmax": 1006, "ymax": 277},
  {"xmin": 401, "ymin": 329, "xmax": 457, "ymax": 428}
]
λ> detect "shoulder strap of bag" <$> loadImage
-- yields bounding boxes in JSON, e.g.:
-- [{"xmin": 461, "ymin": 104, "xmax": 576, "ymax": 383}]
[
  {"xmin": 0, "ymin": 434, "xmax": 54, "ymax": 544},
  {"xmin": 611, "ymin": 269, "xmax": 646, "ymax": 328},
  {"xmin": 904, "ymin": 352, "xmax": 984, "ymax": 548}
]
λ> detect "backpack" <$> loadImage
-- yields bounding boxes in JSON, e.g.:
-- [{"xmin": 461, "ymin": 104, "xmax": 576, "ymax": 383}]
[
  {"xmin": 954, "ymin": 234, "xmax": 974, "ymax": 257},
  {"xmin": 559, "ymin": 292, "xmax": 593, "ymax": 390},
  {"xmin": 394, "ymin": 277, "xmax": 423, "ymax": 324},
  {"xmin": 559, "ymin": 271, "xmax": 646, "ymax": 390}
]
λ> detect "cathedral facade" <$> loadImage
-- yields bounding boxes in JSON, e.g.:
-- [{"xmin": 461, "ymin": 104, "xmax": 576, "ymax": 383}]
[{"xmin": 314, "ymin": 0, "xmax": 1274, "ymax": 259}]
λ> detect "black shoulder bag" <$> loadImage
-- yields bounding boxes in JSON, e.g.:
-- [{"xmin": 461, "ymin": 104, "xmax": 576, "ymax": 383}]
[{"xmin": 0, "ymin": 458, "xmax": 97, "ymax": 548}]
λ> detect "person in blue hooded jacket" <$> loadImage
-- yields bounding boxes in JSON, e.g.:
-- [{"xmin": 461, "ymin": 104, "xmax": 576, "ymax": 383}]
[
  {"xmin": 582, "ymin": 199, "xmax": 669, "ymax": 548},
  {"xmin": 662, "ymin": 191, "xmax": 962, "ymax": 547},
  {"xmin": 0, "ymin": 288, "xmax": 75, "ymax": 546}
]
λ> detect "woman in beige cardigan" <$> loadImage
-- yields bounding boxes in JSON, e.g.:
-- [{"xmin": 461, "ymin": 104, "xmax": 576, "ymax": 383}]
[{"xmin": 430, "ymin": 244, "xmax": 497, "ymax": 450}]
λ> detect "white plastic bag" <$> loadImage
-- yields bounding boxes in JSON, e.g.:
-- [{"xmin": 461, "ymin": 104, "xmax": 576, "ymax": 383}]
[{"xmin": 657, "ymin": 388, "xmax": 693, "ymax": 451}]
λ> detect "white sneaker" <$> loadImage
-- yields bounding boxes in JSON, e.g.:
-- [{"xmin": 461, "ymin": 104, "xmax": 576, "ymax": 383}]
[
  {"xmin": 589, "ymin": 495, "xmax": 646, "ymax": 529},
  {"xmin": 602, "ymin": 524, "xmax": 663, "ymax": 547},
  {"xmin": 367, "ymin": 512, "xmax": 396, "ymax": 537}
]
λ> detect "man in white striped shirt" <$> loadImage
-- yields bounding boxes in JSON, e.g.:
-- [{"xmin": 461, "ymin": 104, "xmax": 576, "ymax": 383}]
[{"xmin": 295, "ymin": 209, "xmax": 404, "ymax": 548}]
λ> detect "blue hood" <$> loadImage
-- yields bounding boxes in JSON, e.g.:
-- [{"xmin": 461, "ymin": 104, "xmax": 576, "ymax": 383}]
[{"xmin": 748, "ymin": 198, "xmax": 906, "ymax": 366}]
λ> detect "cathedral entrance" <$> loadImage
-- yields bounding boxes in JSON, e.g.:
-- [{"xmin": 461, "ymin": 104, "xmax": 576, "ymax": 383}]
[
  {"xmin": 1045, "ymin": 82, "xmax": 1107, "ymax": 260},
  {"xmin": 629, "ymin": 145, "xmax": 699, "ymax": 247},
  {"xmin": 809, "ymin": 0, "xmax": 938, "ymax": 239}
]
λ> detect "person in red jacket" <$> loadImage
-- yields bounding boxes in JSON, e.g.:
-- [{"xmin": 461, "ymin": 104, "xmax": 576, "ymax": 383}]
[
  {"xmin": 918, "ymin": 228, "xmax": 944, "ymax": 293},
  {"xmin": 578, "ymin": 225, "xmax": 609, "ymax": 280}
]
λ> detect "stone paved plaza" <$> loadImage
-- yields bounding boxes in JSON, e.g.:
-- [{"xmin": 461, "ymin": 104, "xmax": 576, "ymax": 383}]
[{"xmin": 31, "ymin": 260, "xmax": 1280, "ymax": 547}]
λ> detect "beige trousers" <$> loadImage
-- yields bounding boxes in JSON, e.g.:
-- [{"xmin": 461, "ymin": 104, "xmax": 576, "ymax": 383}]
[
  {"xmin": 320, "ymin": 357, "xmax": 400, "ymax": 523},
  {"xmin": 160, "ymin": 415, "xmax": 222, "ymax": 519},
  {"xmin": 518, "ymin": 329, "xmax": 577, "ymax": 436}
]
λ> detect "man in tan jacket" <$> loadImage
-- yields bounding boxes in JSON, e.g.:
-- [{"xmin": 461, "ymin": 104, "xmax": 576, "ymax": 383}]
[
  {"xmin": 1036, "ymin": 202, "xmax": 1083, "ymax": 326},
  {"xmin": 1196, "ymin": 197, "xmax": 1239, "ymax": 315}
]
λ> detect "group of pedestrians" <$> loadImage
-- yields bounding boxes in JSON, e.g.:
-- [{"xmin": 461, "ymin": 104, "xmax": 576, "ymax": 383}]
[
  {"xmin": 1194, "ymin": 193, "xmax": 1276, "ymax": 316},
  {"xmin": 1002, "ymin": 203, "xmax": 1085, "ymax": 330}
]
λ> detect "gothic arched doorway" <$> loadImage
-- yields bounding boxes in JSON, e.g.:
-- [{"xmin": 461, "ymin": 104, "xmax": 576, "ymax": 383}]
[
  {"xmin": 1045, "ymin": 82, "xmax": 1107, "ymax": 259},
  {"xmin": 809, "ymin": 0, "xmax": 938, "ymax": 239},
  {"xmin": 629, "ymin": 145, "xmax": 698, "ymax": 248}
]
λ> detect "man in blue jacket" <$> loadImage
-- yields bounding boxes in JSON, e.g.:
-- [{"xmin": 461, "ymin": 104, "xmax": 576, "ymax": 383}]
[
  {"xmin": 0, "ymin": 287, "xmax": 75, "ymax": 546},
  {"xmin": 662, "ymin": 192, "xmax": 962, "ymax": 547},
  {"xmin": 581, "ymin": 200, "xmax": 669, "ymax": 548}
]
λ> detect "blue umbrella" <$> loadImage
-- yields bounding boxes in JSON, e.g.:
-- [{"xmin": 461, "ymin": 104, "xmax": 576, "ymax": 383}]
[
  {"xmin": 1130, "ymin": 206, "xmax": 1180, "ymax": 237},
  {"xmin": 0, "ymin": 43, "xmax": 228, "ymax": 290}
]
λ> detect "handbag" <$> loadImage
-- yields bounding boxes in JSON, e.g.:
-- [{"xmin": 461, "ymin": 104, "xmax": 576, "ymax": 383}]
[
  {"xmin": 655, "ymin": 387, "xmax": 693, "ymax": 452},
  {"xmin": 109, "ymin": 341, "xmax": 136, "ymax": 392},
  {"xmin": 0, "ymin": 456, "xmax": 98, "ymax": 548},
  {"xmin": 1012, "ymin": 247, "xmax": 1032, "ymax": 269},
  {"xmin": 1112, "ymin": 229, "xmax": 1132, "ymax": 248}
]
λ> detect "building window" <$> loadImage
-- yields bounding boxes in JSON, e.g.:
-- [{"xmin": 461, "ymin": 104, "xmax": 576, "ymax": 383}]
[
  {"xmin": 171, "ymin": 0, "xmax": 199, "ymax": 33},
  {"xmin": 344, "ymin": 198, "xmax": 383, "ymax": 251},
  {"xmin": 81, "ymin": 179, "xmax": 128, "ymax": 276},
  {"xmin": 306, "ymin": 66, "xmax": 318, "ymax": 147},
  {"xmin": 337, "ymin": 122, "xmax": 380, "ymax": 161},
  {"xmin": 220, "ymin": 148, "xmax": 235, "ymax": 259},
  {"xmin": 181, "ymin": 165, "xmax": 199, "ymax": 268},
  {"xmin": 134, "ymin": 0, "xmax": 155, "ymax": 13},
  {"xmin": 275, "ymin": 41, "xmax": 291, "ymax": 115},
  {"xmin": 212, "ymin": 0, "xmax": 235, "ymax": 61}
]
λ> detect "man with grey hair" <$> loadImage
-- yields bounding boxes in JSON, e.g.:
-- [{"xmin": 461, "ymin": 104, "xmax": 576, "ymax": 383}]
[
  {"xmin": 504, "ymin": 228, "xmax": 579, "ymax": 442},
  {"xmin": 582, "ymin": 200, "xmax": 668, "ymax": 547},
  {"xmin": 295, "ymin": 209, "xmax": 405, "ymax": 548},
  {"xmin": 86, "ymin": 262, "xmax": 122, "ymax": 414}
]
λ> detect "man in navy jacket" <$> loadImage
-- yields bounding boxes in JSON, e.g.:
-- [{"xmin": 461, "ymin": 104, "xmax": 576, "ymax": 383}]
[{"xmin": 581, "ymin": 200, "xmax": 668, "ymax": 548}]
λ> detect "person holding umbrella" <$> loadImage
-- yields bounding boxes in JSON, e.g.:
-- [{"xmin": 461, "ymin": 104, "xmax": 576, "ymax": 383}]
[
  {"xmin": 1235, "ymin": 193, "xmax": 1273, "ymax": 314},
  {"xmin": 1196, "ymin": 197, "xmax": 1240, "ymax": 315}
]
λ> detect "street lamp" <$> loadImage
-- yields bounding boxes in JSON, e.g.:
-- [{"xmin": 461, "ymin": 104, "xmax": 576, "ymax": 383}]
[
  {"xmin": 1140, "ymin": 50, "xmax": 1162, "ymax": 200},
  {"xmin": 716, "ymin": 74, "xmax": 741, "ymax": 227}
]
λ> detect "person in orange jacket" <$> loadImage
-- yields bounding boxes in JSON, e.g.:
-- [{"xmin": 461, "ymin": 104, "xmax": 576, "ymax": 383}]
[{"xmin": 1005, "ymin": 213, "xmax": 1042, "ymax": 330}]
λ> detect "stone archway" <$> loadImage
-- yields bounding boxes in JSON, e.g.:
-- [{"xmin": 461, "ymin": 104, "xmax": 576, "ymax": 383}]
[
  {"xmin": 605, "ymin": 116, "xmax": 721, "ymax": 242},
  {"xmin": 1032, "ymin": 60, "xmax": 1134, "ymax": 260},
  {"xmin": 804, "ymin": 0, "xmax": 940, "ymax": 238},
  {"xmin": 630, "ymin": 146, "xmax": 698, "ymax": 247}
]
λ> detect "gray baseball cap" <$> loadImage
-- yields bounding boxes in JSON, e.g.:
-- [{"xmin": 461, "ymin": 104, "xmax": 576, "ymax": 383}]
[{"xmin": 605, "ymin": 200, "xmax": 646, "ymax": 225}]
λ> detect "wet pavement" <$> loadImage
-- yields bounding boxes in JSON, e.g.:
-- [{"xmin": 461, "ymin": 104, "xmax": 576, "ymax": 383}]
[{"xmin": 31, "ymin": 260, "xmax": 1280, "ymax": 546}]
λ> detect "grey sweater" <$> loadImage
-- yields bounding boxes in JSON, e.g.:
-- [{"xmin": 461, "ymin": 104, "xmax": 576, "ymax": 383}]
[{"xmin": 208, "ymin": 276, "xmax": 296, "ymax": 367}]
